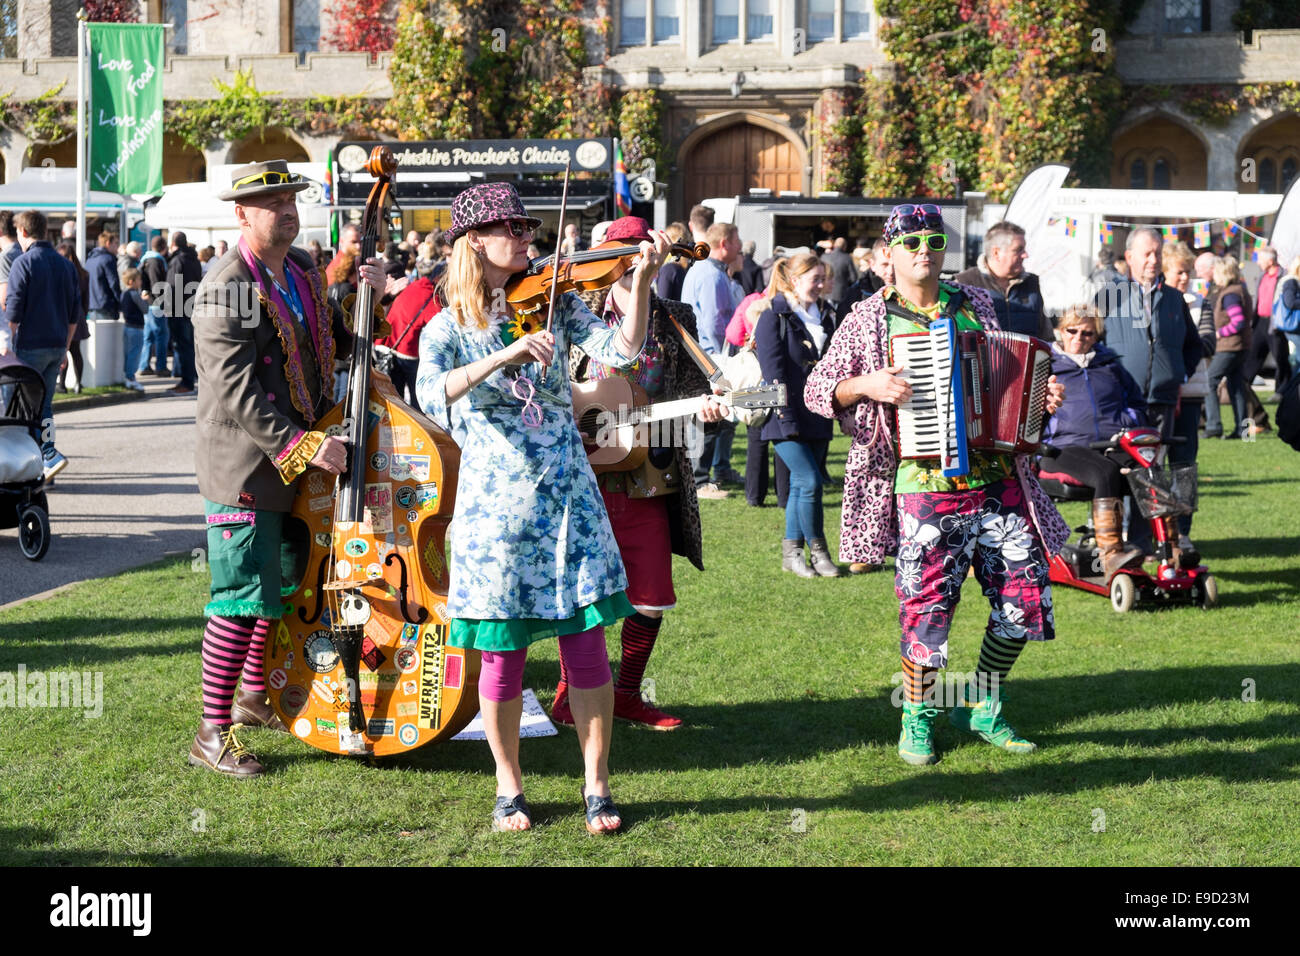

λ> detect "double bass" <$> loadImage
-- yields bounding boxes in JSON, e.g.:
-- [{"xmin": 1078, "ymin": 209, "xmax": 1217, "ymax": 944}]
[{"xmin": 265, "ymin": 147, "xmax": 480, "ymax": 756}]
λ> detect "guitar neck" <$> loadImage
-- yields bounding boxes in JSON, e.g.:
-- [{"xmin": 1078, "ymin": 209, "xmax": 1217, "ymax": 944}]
[{"xmin": 614, "ymin": 395, "xmax": 710, "ymax": 427}]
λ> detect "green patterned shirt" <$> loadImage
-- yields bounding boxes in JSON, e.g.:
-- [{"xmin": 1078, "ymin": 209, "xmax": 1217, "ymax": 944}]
[{"xmin": 885, "ymin": 286, "xmax": 1014, "ymax": 494}]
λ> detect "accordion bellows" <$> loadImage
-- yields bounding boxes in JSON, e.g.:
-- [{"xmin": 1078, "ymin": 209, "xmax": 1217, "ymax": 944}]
[{"xmin": 892, "ymin": 321, "xmax": 1052, "ymax": 476}]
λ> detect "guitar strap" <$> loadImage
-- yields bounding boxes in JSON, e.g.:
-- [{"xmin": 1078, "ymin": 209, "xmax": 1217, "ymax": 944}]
[{"xmin": 661, "ymin": 305, "xmax": 729, "ymax": 387}]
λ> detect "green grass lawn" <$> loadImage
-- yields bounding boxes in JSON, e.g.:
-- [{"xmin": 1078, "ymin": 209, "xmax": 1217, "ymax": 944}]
[
  {"xmin": 51, "ymin": 384, "xmax": 129, "ymax": 403},
  {"xmin": 1, "ymin": 421, "xmax": 1298, "ymax": 866}
]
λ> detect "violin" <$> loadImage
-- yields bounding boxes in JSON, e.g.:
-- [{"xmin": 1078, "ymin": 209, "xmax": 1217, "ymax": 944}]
[
  {"xmin": 505, "ymin": 238, "xmax": 709, "ymax": 315},
  {"xmin": 266, "ymin": 146, "xmax": 480, "ymax": 756}
]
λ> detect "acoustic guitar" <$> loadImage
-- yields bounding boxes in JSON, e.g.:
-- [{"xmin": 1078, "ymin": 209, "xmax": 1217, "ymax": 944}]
[{"xmin": 573, "ymin": 377, "xmax": 786, "ymax": 473}]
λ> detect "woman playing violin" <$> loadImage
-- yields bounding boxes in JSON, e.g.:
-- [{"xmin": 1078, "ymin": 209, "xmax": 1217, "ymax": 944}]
[{"xmin": 416, "ymin": 182, "xmax": 671, "ymax": 834}]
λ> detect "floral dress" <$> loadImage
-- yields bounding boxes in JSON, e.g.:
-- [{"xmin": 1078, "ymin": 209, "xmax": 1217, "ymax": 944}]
[{"xmin": 416, "ymin": 292, "xmax": 639, "ymax": 652}]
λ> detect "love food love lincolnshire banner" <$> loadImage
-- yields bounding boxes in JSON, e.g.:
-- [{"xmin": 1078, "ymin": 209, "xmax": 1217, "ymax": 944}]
[{"xmin": 87, "ymin": 23, "xmax": 165, "ymax": 195}]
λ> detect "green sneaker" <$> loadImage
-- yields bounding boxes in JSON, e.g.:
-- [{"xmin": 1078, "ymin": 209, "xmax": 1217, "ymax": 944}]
[
  {"xmin": 949, "ymin": 694, "xmax": 1036, "ymax": 753},
  {"xmin": 898, "ymin": 703, "xmax": 940, "ymax": 765}
]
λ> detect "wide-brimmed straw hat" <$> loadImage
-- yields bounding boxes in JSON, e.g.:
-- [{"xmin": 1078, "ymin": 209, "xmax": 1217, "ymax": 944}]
[
  {"xmin": 443, "ymin": 182, "xmax": 542, "ymax": 245},
  {"xmin": 218, "ymin": 159, "xmax": 311, "ymax": 202}
]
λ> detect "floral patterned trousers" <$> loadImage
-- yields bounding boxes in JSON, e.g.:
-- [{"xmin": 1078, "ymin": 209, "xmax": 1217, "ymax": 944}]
[{"xmin": 894, "ymin": 478, "xmax": 1054, "ymax": 669}]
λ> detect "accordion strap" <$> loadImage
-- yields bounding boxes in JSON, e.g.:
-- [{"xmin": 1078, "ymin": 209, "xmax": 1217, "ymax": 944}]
[{"xmin": 882, "ymin": 286, "xmax": 967, "ymax": 328}]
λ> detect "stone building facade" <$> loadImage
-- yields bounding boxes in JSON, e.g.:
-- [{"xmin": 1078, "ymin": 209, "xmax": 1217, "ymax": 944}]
[{"xmin": 1, "ymin": 1, "xmax": 1299, "ymax": 209}]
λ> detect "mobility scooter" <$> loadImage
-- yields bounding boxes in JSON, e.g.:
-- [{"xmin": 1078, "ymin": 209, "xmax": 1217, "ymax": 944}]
[{"xmin": 1037, "ymin": 427, "xmax": 1216, "ymax": 612}]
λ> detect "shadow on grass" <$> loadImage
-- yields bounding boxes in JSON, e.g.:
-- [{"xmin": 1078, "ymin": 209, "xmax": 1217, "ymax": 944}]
[
  {"xmin": 0, "ymin": 826, "xmax": 294, "ymax": 866},
  {"xmin": 0, "ymin": 616, "xmax": 202, "ymax": 668},
  {"xmin": 374, "ymin": 664, "xmax": 1300, "ymax": 817},
  {"xmin": 1197, "ymin": 536, "xmax": 1300, "ymax": 561}
]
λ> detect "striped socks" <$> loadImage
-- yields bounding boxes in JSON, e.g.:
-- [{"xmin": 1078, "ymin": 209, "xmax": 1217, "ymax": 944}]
[
  {"xmin": 615, "ymin": 612, "xmax": 662, "ymax": 696},
  {"xmin": 901, "ymin": 657, "xmax": 938, "ymax": 705},
  {"xmin": 201, "ymin": 615, "xmax": 266, "ymax": 726},
  {"xmin": 240, "ymin": 618, "xmax": 272, "ymax": 694},
  {"xmin": 974, "ymin": 631, "xmax": 1027, "ymax": 701}
]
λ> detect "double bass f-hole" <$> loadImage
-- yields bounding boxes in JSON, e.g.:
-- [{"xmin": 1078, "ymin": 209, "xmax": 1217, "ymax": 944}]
[
  {"xmin": 384, "ymin": 551, "xmax": 429, "ymax": 625},
  {"xmin": 298, "ymin": 555, "xmax": 331, "ymax": 624}
]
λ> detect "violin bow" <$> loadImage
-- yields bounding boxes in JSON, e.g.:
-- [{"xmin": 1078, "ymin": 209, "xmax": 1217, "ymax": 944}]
[{"xmin": 539, "ymin": 160, "xmax": 571, "ymax": 384}]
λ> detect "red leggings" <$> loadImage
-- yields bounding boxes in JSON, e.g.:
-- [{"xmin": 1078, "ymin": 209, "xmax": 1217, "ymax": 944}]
[{"xmin": 478, "ymin": 626, "xmax": 610, "ymax": 702}]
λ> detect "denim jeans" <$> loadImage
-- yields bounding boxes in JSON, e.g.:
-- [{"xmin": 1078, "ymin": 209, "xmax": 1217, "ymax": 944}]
[
  {"xmin": 15, "ymin": 345, "xmax": 65, "ymax": 456},
  {"xmin": 1205, "ymin": 349, "xmax": 1247, "ymax": 437},
  {"xmin": 1287, "ymin": 331, "xmax": 1300, "ymax": 375},
  {"xmin": 168, "ymin": 315, "xmax": 196, "ymax": 388},
  {"xmin": 774, "ymin": 438, "xmax": 827, "ymax": 541},
  {"xmin": 123, "ymin": 326, "xmax": 143, "ymax": 383},
  {"xmin": 139, "ymin": 309, "xmax": 170, "ymax": 374}
]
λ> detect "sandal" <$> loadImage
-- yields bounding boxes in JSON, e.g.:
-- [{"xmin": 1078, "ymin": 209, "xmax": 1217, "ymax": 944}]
[
  {"xmin": 580, "ymin": 786, "xmax": 623, "ymax": 835},
  {"xmin": 491, "ymin": 794, "xmax": 532, "ymax": 832}
]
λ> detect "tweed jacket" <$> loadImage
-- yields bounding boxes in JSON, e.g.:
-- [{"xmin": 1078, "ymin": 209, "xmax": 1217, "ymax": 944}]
[
  {"xmin": 803, "ymin": 283, "xmax": 1070, "ymax": 566},
  {"xmin": 572, "ymin": 289, "xmax": 707, "ymax": 572},
  {"xmin": 193, "ymin": 245, "xmax": 349, "ymax": 512}
]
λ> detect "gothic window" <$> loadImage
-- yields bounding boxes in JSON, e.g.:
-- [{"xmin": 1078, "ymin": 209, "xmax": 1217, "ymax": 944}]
[
  {"xmin": 1260, "ymin": 157, "xmax": 1277, "ymax": 194},
  {"xmin": 1282, "ymin": 157, "xmax": 1297, "ymax": 194},
  {"xmin": 1152, "ymin": 158, "xmax": 1171, "ymax": 189},
  {"xmin": 293, "ymin": 0, "xmax": 319, "ymax": 60},
  {"xmin": 1130, "ymin": 159, "xmax": 1147, "ymax": 189}
]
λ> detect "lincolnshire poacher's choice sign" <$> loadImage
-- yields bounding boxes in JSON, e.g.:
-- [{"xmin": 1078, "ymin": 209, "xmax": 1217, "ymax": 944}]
[{"xmin": 87, "ymin": 23, "xmax": 164, "ymax": 195}]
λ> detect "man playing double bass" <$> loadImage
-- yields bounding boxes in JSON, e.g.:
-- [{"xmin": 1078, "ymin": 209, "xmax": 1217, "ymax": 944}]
[{"xmin": 189, "ymin": 160, "xmax": 389, "ymax": 777}]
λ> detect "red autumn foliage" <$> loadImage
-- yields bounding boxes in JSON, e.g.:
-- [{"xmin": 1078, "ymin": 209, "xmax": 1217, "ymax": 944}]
[
  {"xmin": 85, "ymin": 0, "xmax": 140, "ymax": 22},
  {"xmin": 327, "ymin": 0, "xmax": 396, "ymax": 61}
]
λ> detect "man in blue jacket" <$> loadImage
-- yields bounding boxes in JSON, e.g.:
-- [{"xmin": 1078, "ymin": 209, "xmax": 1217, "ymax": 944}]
[
  {"xmin": 86, "ymin": 230, "xmax": 122, "ymax": 322},
  {"xmin": 2, "ymin": 210, "xmax": 78, "ymax": 478},
  {"xmin": 1092, "ymin": 226, "xmax": 1201, "ymax": 553}
]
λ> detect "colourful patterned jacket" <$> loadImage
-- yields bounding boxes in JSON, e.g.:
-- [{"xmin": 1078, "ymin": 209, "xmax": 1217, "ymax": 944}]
[{"xmin": 803, "ymin": 283, "xmax": 1070, "ymax": 565}]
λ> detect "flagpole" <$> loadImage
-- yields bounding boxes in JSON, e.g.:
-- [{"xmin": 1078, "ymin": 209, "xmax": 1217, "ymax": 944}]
[{"xmin": 76, "ymin": 7, "xmax": 88, "ymax": 259}]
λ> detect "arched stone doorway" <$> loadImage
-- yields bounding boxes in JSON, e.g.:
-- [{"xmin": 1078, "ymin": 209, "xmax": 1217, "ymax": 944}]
[
  {"xmin": 1110, "ymin": 115, "xmax": 1208, "ymax": 190},
  {"xmin": 164, "ymin": 134, "xmax": 206, "ymax": 185},
  {"xmin": 680, "ymin": 115, "xmax": 807, "ymax": 211},
  {"xmin": 227, "ymin": 127, "xmax": 310, "ymax": 165},
  {"xmin": 26, "ymin": 137, "xmax": 78, "ymax": 170},
  {"xmin": 1237, "ymin": 114, "xmax": 1300, "ymax": 195}
]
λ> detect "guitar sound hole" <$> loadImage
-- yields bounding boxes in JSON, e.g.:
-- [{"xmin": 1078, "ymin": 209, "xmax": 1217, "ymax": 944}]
[{"xmin": 579, "ymin": 408, "xmax": 606, "ymax": 442}]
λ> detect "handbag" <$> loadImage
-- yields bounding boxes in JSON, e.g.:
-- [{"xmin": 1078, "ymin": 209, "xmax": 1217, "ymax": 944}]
[
  {"xmin": 1272, "ymin": 276, "xmax": 1300, "ymax": 333},
  {"xmin": 721, "ymin": 343, "xmax": 769, "ymax": 426}
]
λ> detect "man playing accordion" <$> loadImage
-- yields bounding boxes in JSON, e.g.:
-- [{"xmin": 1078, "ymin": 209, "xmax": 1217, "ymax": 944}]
[{"xmin": 804, "ymin": 204, "xmax": 1068, "ymax": 766}]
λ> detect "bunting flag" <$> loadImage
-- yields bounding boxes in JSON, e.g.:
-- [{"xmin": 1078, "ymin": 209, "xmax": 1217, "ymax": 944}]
[
  {"xmin": 1064, "ymin": 217, "xmax": 1077, "ymax": 237},
  {"xmin": 1193, "ymin": 221, "xmax": 1211, "ymax": 247},
  {"xmin": 1224, "ymin": 220, "xmax": 1240, "ymax": 240},
  {"xmin": 1250, "ymin": 236, "xmax": 1266, "ymax": 261},
  {"xmin": 1099, "ymin": 222, "xmax": 1114, "ymax": 245},
  {"xmin": 1189, "ymin": 277, "xmax": 1209, "ymax": 297},
  {"xmin": 613, "ymin": 140, "xmax": 632, "ymax": 217}
]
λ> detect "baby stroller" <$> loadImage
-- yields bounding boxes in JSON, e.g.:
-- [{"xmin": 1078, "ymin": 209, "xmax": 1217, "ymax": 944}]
[{"xmin": 0, "ymin": 351, "xmax": 52, "ymax": 560}]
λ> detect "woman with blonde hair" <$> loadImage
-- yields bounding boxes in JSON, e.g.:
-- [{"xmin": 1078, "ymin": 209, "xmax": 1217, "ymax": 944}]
[
  {"xmin": 416, "ymin": 182, "xmax": 672, "ymax": 834},
  {"xmin": 754, "ymin": 251, "xmax": 841, "ymax": 576},
  {"xmin": 1204, "ymin": 255, "xmax": 1253, "ymax": 438}
]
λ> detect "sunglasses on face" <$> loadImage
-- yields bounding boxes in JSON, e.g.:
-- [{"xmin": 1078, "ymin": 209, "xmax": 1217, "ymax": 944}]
[
  {"xmin": 233, "ymin": 170, "xmax": 304, "ymax": 190},
  {"xmin": 488, "ymin": 220, "xmax": 534, "ymax": 239},
  {"xmin": 890, "ymin": 232, "xmax": 947, "ymax": 253},
  {"xmin": 1063, "ymin": 328, "xmax": 1097, "ymax": 338}
]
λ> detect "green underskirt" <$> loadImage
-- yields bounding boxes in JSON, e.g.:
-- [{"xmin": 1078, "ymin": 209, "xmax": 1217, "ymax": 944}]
[{"xmin": 449, "ymin": 592, "xmax": 635, "ymax": 653}]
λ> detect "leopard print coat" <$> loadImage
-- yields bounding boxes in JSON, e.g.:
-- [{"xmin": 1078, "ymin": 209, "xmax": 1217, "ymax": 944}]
[
  {"xmin": 571, "ymin": 289, "xmax": 707, "ymax": 571},
  {"xmin": 803, "ymin": 283, "xmax": 1070, "ymax": 566}
]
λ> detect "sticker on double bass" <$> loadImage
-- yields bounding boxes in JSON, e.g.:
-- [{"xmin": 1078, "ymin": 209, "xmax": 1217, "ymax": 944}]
[
  {"xmin": 363, "ymin": 483, "xmax": 393, "ymax": 533},
  {"xmin": 390, "ymin": 454, "xmax": 431, "ymax": 482}
]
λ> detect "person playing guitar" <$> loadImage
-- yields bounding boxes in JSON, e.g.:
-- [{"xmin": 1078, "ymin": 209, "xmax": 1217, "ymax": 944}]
[{"xmin": 557, "ymin": 216, "xmax": 727, "ymax": 731}]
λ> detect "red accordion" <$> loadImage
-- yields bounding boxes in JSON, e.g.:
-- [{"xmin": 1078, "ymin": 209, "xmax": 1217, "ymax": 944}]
[{"xmin": 893, "ymin": 326, "xmax": 1053, "ymax": 472}]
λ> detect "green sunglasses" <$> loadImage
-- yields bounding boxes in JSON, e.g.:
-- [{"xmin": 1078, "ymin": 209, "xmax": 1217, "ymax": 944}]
[{"xmin": 890, "ymin": 232, "xmax": 947, "ymax": 253}]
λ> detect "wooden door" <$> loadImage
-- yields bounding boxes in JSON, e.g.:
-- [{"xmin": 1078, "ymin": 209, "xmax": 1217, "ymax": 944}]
[{"xmin": 685, "ymin": 124, "xmax": 802, "ymax": 209}]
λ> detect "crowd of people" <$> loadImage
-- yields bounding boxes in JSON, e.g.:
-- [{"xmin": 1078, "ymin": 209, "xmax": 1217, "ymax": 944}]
[{"xmin": 5, "ymin": 168, "xmax": 1295, "ymax": 830}]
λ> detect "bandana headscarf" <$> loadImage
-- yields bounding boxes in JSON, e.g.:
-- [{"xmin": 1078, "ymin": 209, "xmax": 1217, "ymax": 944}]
[{"xmin": 882, "ymin": 203, "xmax": 945, "ymax": 244}]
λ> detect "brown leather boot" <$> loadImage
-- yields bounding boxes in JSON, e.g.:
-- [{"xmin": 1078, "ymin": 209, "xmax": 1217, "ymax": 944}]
[
  {"xmin": 1092, "ymin": 496, "xmax": 1144, "ymax": 579},
  {"xmin": 188, "ymin": 720, "xmax": 264, "ymax": 778},
  {"xmin": 231, "ymin": 687, "xmax": 289, "ymax": 733}
]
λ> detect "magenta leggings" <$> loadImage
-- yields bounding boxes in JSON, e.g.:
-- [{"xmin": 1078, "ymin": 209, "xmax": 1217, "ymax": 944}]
[{"xmin": 478, "ymin": 626, "xmax": 610, "ymax": 702}]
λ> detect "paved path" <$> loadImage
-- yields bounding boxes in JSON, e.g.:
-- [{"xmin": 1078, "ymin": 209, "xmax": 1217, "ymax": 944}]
[{"xmin": 0, "ymin": 380, "xmax": 204, "ymax": 608}]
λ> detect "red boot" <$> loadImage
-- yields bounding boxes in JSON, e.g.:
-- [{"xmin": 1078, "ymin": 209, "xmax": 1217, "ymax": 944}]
[{"xmin": 550, "ymin": 682, "xmax": 574, "ymax": 727}]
